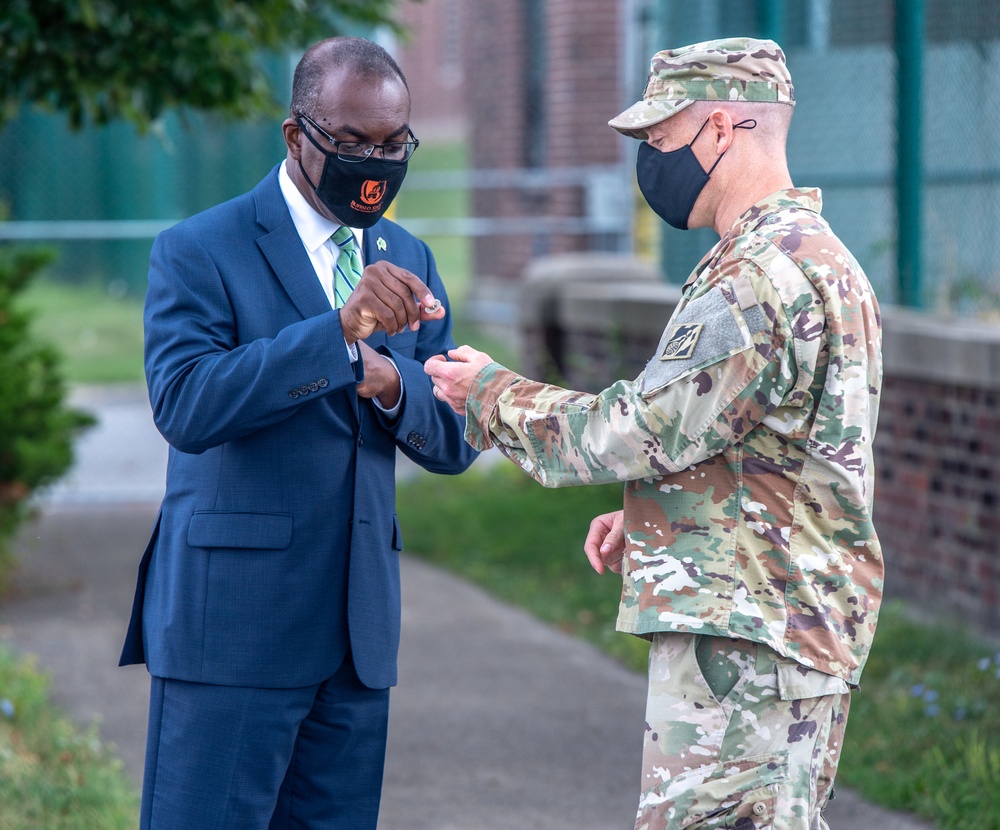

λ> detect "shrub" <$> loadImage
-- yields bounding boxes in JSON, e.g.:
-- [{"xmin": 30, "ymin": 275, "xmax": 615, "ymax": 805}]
[
  {"xmin": 0, "ymin": 646, "xmax": 139, "ymax": 828},
  {"xmin": 0, "ymin": 244, "xmax": 94, "ymax": 591}
]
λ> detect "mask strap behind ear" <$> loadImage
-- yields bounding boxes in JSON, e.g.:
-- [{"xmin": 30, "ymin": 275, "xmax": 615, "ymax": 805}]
[{"xmin": 706, "ymin": 118, "xmax": 758, "ymax": 175}]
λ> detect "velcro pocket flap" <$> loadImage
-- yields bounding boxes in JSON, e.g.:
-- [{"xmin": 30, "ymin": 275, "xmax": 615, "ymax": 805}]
[
  {"xmin": 776, "ymin": 662, "xmax": 850, "ymax": 701},
  {"xmin": 187, "ymin": 511, "xmax": 293, "ymax": 550},
  {"xmin": 641, "ymin": 280, "xmax": 762, "ymax": 400}
]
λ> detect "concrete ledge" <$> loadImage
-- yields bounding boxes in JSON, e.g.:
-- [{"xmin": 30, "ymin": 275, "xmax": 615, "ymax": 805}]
[
  {"xmin": 528, "ymin": 270, "xmax": 1000, "ymax": 391},
  {"xmin": 881, "ymin": 306, "xmax": 1000, "ymax": 390},
  {"xmin": 556, "ymin": 280, "xmax": 682, "ymax": 338}
]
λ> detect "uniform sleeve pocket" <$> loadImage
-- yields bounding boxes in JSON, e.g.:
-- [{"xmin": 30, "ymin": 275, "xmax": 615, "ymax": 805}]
[
  {"xmin": 641, "ymin": 282, "xmax": 760, "ymax": 400},
  {"xmin": 636, "ymin": 752, "xmax": 787, "ymax": 829},
  {"xmin": 187, "ymin": 511, "xmax": 293, "ymax": 550}
]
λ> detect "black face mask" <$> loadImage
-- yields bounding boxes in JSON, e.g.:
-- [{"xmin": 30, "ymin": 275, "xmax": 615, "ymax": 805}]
[
  {"xmin": 297, "ymin": 119, "xmax": 409, "ymax": 229},
  {"xmin": 636, "ymin": 117, "xmax": 756, "ymax": 230}
]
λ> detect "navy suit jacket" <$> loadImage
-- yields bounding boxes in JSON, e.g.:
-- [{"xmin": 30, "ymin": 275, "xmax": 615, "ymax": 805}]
[{"xmin": 119, "ymin": 166, "xmax": 477, "ymax": 690}]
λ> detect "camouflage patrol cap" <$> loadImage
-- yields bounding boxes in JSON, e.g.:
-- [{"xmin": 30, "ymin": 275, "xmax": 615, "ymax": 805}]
[{"xmin": 609, "ymin": 37, "xmax": 795, "ymax": 139}]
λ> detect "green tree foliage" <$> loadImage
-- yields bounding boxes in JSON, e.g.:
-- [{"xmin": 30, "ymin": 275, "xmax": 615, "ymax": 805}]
[
  {"xmin": 0, "ymin": 0, "xmax": 407, "ymax": 130},
  {"xmin": 0, "ymin": 246, "xmax": 94, "ymax": 591}
]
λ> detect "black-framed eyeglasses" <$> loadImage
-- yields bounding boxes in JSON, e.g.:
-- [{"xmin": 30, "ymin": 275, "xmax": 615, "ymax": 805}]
[{"xmin": 297, "ymin": 112, "xmax": 419, "ymax": 163}]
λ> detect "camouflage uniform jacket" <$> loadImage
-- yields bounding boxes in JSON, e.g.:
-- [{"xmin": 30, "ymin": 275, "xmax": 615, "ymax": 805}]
[{"xmin": 464, "ymin": 189, "xmax": 883, "ymax": 685}]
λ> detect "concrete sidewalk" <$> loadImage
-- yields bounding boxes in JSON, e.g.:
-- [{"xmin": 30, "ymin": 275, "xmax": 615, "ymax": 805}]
[{"xmin": 0, "ymin": 386, "xmax": 936, "ymax": 829}]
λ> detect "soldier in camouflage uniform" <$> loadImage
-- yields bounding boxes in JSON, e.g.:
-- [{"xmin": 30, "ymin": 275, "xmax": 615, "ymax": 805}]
[{"xmin": 425, "ymin": 37, "xmax": 882, "ymax": 830}]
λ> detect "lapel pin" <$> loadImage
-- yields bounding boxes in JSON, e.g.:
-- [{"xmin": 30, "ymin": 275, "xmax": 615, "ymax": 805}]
[{"xmin": 377, "ymin": 237, "xmax": 387, "ymax": 251}]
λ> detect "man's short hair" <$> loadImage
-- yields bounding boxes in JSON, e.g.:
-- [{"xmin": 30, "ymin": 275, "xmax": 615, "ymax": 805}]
[{"xmin": 290, "ymin": 37, "xmax": 408, "ymax": 116}]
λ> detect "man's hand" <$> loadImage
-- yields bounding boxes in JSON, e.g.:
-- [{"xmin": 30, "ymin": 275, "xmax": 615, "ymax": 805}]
[
  {"xmin": 356, "ymin": 341, "xmax": 401, "ymax": 409},
  {"xmin": 423, "ymin": 345, "xmax": 494, "ymax": 414},
  {"xmin": 340, "ymin": 261, "xmax": 445, "ymax": 344},
  {"xmin": 584, "ymin": 510, "xmax": 625, "ymax": 574}
]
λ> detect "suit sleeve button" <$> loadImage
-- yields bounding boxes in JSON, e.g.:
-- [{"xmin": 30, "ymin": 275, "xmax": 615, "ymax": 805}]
[
  {"xmin": 289, "ymin": 390, "xmax": 300, "ymax": 399},
  {"xmin": 299, "ymin": 385, "xmax": 310, "ymax": 395},
  {"xmin": 318, "ymin": 378, "xmax": 329, "ymax": 388},
  {"xmin": 309, "ymin": 382, "xmax": 319, "ymax": 392}
]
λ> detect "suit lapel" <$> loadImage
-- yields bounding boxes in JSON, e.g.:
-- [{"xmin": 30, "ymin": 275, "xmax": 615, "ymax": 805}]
[
  {"xmin": 253, "ymin": 167, "xmax": 362, "ymax": 423},
  {"xmin": 361, "ymin": 225, "xmax": 388, "ymax": 352},
  {"xmin": 253, "ymin": 168, "xmax": 332, "ymax": 322}
]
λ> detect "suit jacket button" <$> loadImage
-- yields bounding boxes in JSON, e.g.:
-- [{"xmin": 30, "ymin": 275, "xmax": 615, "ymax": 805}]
[
  {"xmin": 309, "ymin": 382, "xmax": 319, "ymax": 392},
  {"xmin": 289, "ymin": 389, "xmax": 300, "ymax": 399},
  {"xmin": 358, "ymin": 434, "xmax": 364, "ymax": 447},
  {"xmin": 406, "ymin": 431, "xmax": 426, "ymax": 450},
  {"xmin": 298, "ymin": 385, "xmax": 310, "ymax": 395},
  {"xmin": 318, "ymin": 378, "xmax": 329, "ymax": 388}
]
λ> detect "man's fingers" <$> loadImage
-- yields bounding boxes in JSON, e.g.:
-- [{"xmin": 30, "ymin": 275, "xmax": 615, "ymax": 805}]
[
  {"xmin": 344, "ymin": 263, "xmax": 441, "ymax": 338},
  {"xmin": 583, "ymin": 511, "xmax": 625, "ymax": 575},
  {"xmin": 448, "ymin": 345, "xmax": 482, "ymax": 363}
]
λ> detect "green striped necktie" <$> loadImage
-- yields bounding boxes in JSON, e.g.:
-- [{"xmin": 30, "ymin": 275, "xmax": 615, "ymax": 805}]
[{"xmin": 331, "ymin": 225, "xmax": 362, "ymax": 309}]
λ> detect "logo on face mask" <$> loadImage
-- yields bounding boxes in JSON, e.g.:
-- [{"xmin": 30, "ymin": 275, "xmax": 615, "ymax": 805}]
[
  {"xmin": 296, "ymin": 116, "xmax": 409, "ymax": 229},
  {"xmin": 360, "ymin": 180, "xmax": 387, "ymax": 206}
]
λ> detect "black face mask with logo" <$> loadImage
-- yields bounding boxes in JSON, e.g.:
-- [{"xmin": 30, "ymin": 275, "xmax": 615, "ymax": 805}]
[
  {"xmin": 636, "ymin": 116, "xmax": 756, "ymax": 230},
  {"xmin": 297, "ymin": 119, "xmax": 409, "ymax": 229}
]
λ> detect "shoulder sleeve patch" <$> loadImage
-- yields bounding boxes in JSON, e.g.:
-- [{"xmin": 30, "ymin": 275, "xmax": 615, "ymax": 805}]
[{"xmin": 641, "ymin": 277, "xmax": 766, "ymax": 398}]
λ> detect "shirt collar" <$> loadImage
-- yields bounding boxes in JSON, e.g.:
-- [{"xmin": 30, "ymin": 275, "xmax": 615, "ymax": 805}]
[
  {"xmin": 686, "ymin": 187, "xmax": 823, "ymax": 287},
  {"xmin": 278, "ymin": 160, "xmax": 363, "ymax": 253}
]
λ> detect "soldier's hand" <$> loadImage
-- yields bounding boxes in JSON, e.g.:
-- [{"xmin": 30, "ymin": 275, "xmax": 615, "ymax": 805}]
[
  {"xmin": 424, "ymin": 345, "xmax": 494, "ymax": 414},
  {"xmin": 340, "ymin": 261, "xmax": 444, "ymax": 343},
  {"xmin": 584, "ymin": 510, "xmax": 625, "ymax": 574}
]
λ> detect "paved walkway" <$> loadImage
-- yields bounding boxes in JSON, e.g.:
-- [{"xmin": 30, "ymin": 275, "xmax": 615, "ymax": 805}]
[{"xmin": 0, "ymin": 386, "xmax": 936, "ymax": 829}]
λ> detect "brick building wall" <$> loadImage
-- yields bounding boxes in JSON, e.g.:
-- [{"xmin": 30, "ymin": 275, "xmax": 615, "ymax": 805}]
[
  {"xmin": 465, "ymin": 0, "xmax": 625, "ymax": 284},
  {"xmin": 876, "ymin": 377, "xmax": 1000, "ymax": 629},
  {"xmin": 520, "ymin": 263, "xmax": 1000, "ymax": 638},
  {"xmin": 394, "ymin": 0, "xmax": 468, "ymax": 141}
]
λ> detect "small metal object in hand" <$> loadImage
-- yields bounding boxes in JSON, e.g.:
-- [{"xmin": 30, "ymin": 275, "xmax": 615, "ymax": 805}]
[{"xmin": 424, "ymin": 299, "xmax": 442, "ymax": 314}]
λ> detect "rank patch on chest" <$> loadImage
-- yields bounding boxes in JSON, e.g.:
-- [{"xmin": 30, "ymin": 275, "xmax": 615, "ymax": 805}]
[{"xmin": 659, "ymin": 323, "xmax": 703, "ymax": 361}]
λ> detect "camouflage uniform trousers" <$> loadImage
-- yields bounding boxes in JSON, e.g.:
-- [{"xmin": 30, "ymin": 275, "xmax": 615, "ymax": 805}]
[{"xmin": 635, "ymin": 633, "xmax": 851, "ymax": 830}]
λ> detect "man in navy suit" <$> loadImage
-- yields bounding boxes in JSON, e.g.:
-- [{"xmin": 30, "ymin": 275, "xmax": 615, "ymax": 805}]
[{"xmin": 119, "ymin": 36, "xmax": 478, "ymax": 829}]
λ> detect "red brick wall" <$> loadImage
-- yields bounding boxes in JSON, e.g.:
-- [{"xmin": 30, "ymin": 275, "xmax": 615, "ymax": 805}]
[
  {"xmin": 394, "ymin": 0, "xmax": 468, "ymax": 140},
  {"xmin": 465, "ymin": 0, "xmax": 624, "ymax": 282},
  {"xmin": 874, "ymin": 377, "xmax": 1000, "ymax": 629}
]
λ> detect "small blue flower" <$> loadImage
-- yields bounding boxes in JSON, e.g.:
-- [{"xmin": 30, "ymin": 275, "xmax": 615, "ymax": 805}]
[
  {"xmin": 910, "ymin": 683, "xmax": 924, "ymax": 697},
  {"xmin": 925, "ymin": 704, "xmax": 940, "ymax": 717},
  {"xmin": 923, "ymin": 689, "xmax": 939, "ymax": 703},
  {"xmin": 979, "ymin": 657, "xmax": 992, "ymax": 671},
  {"xmin": 995, "ymin": 652, "xmax": 1000, "ymax": 665},
  {"xmin": 0, "ymin": 699, "xmax": 14, "ymax": 719},
  {"xmin": 953, "ymin": 707, "xmax": 967, "ymax": 721}
]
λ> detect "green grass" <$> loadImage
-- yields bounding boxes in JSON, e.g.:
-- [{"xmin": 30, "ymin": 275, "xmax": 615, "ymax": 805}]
[
  {"xmin": 0, "ymin": 646, "xmax": 139, "ymax": 829},
  {"xmin": 396, "ymin": 465, "xmax": 1000, "ymax": 830},
  {"xmin": 839, "ymin": 603, "xmax": 1000, "ymax": 829},
  {"xmin": 396, "ymin": 464, "xmax": 651, "ymax": 674},
  {"xmin": 19, "ymin": 280, "xmax": 144, "ymax": 385},
  {"xmin": 393, "ymin": 140, "xmax": 472, "ymax": 305}
]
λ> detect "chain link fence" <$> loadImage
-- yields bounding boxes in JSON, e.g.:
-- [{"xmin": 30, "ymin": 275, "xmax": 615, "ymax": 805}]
[{"xmin": 639, "ymin": 0, "xmax": 1000, "ymax": 315}]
